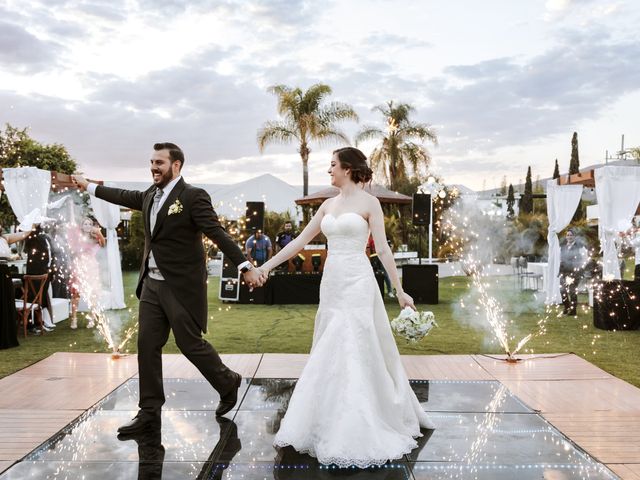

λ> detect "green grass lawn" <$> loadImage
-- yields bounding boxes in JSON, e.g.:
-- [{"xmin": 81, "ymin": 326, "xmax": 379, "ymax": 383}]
[{"xmin": 2, "ymin": 271, "xmax": 639, "ymax": 387}]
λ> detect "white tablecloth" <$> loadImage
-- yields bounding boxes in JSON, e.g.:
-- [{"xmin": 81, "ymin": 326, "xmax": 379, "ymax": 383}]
[{"xmin": 527, "ymin": 262, "xmax": 549, "ymax": 291}]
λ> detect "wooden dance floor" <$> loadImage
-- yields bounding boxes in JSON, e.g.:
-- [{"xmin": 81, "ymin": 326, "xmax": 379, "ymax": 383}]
[{"xmin": 0, "ymin": 352, "xmax": 639, "ymax": 479}]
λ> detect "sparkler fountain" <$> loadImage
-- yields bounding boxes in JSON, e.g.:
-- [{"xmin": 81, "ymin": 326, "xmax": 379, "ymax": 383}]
[
  {"xmin": 443, "ymin": 205, "xmax": 553, "ymax": 362},
  {"xmin": 47, "ymin": 192, "xmax": 137, "ymax": 359}
]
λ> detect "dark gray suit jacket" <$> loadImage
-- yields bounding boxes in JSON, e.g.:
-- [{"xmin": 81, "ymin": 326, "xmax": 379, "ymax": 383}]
[{"xmin": 95, "ymin": 178, "xmax": 246, "ymax": 332}]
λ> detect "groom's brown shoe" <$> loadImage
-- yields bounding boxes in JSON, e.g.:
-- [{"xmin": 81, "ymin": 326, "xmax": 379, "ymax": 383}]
[
  {"xmin": 117, "ymin": 410, "xmax": 161, "ymax": 435},
  {"xmin": 216, "ymin": 372, "xmax": 242, "ymax": 417}
]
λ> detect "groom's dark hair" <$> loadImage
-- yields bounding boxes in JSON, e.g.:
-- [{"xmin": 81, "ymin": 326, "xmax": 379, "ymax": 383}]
[{"xmin": 154, "ymin": 142, "xmax": 184, "ymax": 170}]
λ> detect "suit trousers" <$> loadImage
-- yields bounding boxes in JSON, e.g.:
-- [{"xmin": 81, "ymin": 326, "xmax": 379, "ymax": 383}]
[{"xmin": 138, "ymin": 277, "xmax": 236, "ymax": 414}]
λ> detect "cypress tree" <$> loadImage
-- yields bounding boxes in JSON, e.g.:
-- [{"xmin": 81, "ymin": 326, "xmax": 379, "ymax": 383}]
[
  {"xmin": 519, "ymin": 166, "xmax": 533, "ymax": 215},
  {"xmin": 569, "ymin": 132, "xmax": 580, "ymax": 175},
  {"xmin": 506, "ymin": 184, "xmax": 515, "ymax": 219},
  {"xmin": 553, "ymin": 158, "xmax": 560, "ymax": 179}
]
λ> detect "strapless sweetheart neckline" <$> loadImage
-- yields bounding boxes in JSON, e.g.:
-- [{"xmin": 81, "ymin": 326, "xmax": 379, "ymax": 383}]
[{"xmin": 324, "ymin": 212, "xmax": 367, "ymax": 223}]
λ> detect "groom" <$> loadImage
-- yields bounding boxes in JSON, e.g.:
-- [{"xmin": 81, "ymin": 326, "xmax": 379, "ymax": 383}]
[{"xmin": 73, "ymin": 142, "xmax": 264, "ymax": 435}]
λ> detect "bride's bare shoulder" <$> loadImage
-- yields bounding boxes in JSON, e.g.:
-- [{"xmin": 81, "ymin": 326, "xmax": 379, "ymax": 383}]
[
  {"xmin": 319, "ymin": 197, "xmax": 336, "ymax": 213},
  {"xmin": 361, "ymin": 190, "xmax": 381, "ymax": 208}
]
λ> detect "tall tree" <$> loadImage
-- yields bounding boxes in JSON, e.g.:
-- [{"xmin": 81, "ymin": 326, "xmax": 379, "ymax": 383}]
[
  {"xmin": 499, "ymin": 175, "xmax": 507, "ymax": 196},
  {"xmin": 553, "ymin": 158, "xmax": 560, "ymax": 179},
  {"xmin": 569, "ymin": 132, "xmax": 580, "ymax": 175},
  {"xmin": 257, "ymin": 83, "xmax": 358, "ymax": 201},
  {"xmin": 0, "ymin": 124, "xmax": 78, "ymax": 227},
  {"xmin": 534, "ymin": 174, "xmax": 543, "ymax": 193},
  {"xmin": 519, "ymin": 166, "xmax": 533, "ymax": 215},
  {"xmin": 506, "ymin": 184, "xmax": 515, "ymax": 219},
  {"xmin": 355, "ymin": 101, "xmax": 437, "ymax": 192}
]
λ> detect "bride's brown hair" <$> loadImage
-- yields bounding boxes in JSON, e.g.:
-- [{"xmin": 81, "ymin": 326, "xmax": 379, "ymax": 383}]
[{"xmin": 333, "ymin": 147, "xmax": 373, "ymax": 184}]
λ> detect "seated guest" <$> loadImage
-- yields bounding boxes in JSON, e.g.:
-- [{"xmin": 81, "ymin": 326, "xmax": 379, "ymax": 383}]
[
  {"xmin": 1, "ymin": 224, "xmax": 31, "ymax": 348},
  {"xmin": 25, "ymin": 224, "xmax": 55, "ymax": 331},
  {"xmin": 1, "ymin": 225, "xmax": 31, "ymax": 258},
  {"xmin": 245, "ymin": 229, "xmax": 272, "ymax": 267}
]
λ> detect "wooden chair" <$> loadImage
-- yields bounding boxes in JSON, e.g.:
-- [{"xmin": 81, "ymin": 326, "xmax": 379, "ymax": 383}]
[{"xmin": 15, "ymin": 274, "xmax": 48, "ymax": 337}]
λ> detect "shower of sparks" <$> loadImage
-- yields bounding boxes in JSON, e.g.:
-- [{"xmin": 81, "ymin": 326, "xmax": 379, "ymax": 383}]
[
  {"xmin": 442, "ymin": 205, "xmax": 557, "ymax": 358},
  {"xmin": 42, "ymin": 189, "xmax": 139, "ymax": 354}
]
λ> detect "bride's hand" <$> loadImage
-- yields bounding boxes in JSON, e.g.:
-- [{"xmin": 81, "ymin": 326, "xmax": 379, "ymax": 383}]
[
  {"xmin": 256, "ymin": 267, "xmax": 270, "ymax": 283},
  {"xmin": 397, "ymin": 291, "xmax": 416, "ymax": 311}
]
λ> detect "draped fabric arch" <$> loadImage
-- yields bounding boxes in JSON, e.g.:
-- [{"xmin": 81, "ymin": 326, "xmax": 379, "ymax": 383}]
[
  {"xmin": 2, "ymin": 167, "xmax": 51, "ymax": 231},
  {"xmin": 545, "ymin": 180, "xmax": 583, "ymax": 304},
  {"xmin": 595, "ymin": 167, "xmax": 640, "ymax": 280},
  {"xmin": 90, "ymin": 184, "xmax": 125, "ymax": 309}
]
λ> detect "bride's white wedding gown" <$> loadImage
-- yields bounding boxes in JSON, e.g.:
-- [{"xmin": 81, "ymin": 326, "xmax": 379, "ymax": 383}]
[{"xmin": 273, "ymin": 212, "xmax": 434, "ymax": 468}]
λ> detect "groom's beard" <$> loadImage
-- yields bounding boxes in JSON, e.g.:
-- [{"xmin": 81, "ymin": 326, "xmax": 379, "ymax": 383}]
[{"xmin": 152, "ymin": 168, "xmax": 174, "ymax": 188}]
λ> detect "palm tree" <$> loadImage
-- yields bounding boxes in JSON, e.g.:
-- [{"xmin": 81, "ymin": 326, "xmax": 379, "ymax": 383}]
[
  {"xmin": 257, "ymin": 84, "xmax": 359, "ymax": 201},
  {"xmin": 355, "ymin": 101, "xmax": 437, "ymax": 192}
]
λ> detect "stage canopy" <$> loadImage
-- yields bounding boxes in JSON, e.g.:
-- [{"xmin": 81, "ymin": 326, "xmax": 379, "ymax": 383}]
[{"xmin": 295, "ymin": 184, "xmax": 411, "ymax": 206}]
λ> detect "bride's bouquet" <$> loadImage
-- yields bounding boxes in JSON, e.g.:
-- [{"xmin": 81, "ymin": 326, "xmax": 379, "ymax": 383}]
[{"xmin": 390, "ymin": 307, "xmax": 438, "ymax": 343}]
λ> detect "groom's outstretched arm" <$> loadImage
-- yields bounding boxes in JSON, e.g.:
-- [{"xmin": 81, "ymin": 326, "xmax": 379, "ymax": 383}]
[
  {"xmin": 93, "ymin": 184, "xmax": 147, "ymax": 211},
  {"xmin": 73, "ymin": 175, "xmax": 147, "ymax": 211},
  {"xmin": 190, "ymin": 188, "xmax": 247, "ymax": 267}
]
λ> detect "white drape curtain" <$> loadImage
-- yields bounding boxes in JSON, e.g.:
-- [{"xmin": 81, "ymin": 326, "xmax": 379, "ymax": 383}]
[
  {"xmin": 595, "ymin": 166, "xmax": 640, "ymax": 279},
  {"xmin": 545, "ymin": 180, "xmax": 583, "ymax": 304},
  {"xmin": 90, "ymin": 186, "xmax": 125, "ymax": 309},
  {"xmin": 3, "ymin": 167, "xmax": 51, "ymax": 230}
]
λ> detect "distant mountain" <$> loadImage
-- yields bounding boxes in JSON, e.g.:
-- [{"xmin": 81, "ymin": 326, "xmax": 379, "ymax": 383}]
[{"xmin": 106, "ymin": 174, "xmax": 326, "ymax": 218}]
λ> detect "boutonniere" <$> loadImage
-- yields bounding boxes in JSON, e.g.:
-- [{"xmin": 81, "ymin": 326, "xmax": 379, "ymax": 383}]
[{"xmin": 168, "ymin": 199, "xmax": 183, "ymax": 216}]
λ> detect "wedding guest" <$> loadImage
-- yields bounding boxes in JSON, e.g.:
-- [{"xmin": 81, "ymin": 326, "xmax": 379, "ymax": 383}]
[
  {"xmin": 1, "ymin": 225, "xmax": 31, "ymax": 348},
  {"xmin": 245, "ymin": 229, "xmax": 272, "ymax": 267},
  {"xmin": 25, "ymin": 224, "xmax": 55, "ymax": 331},
  {"xmin": 0, "ymin": 224, "xmax": 31, "ymax": 258},
  {"xmin": 620, "ymin": 219, "xmax": 640, "ymax": 281},
  {"xmin": 559, "ymin": 228, "xmax": 586, "ymax": 316},
  {"xmin": 68, "ymin": 217, "xmax": 106, "ymax": 329},
  {"xmin": 48, "ymin": 223, "xmax": 71, "ymax": 299},
  {"xmin": 275, "ymin": 221, "xmax": 297, "ymax": 251}
]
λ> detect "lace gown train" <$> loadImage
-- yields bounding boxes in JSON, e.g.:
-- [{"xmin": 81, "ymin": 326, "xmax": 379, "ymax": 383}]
[{"xmin": 273, "ymin": 212, "xmax": 434, "ymax": 468}]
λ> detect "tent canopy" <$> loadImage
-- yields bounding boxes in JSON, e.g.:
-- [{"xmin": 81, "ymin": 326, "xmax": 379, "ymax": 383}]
[{"xmin": 295, "ymin": 184, "xmax": 411, "ymax": 206}]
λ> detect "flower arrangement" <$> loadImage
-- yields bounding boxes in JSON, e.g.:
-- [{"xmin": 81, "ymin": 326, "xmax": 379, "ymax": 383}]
[{"xmin": 390, "ymin": 307, "xmax": 437, "ymax": 343}]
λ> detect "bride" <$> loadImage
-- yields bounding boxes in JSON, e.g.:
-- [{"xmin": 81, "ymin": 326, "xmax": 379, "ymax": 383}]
[{"xmin": 257, "ymin": 147, "xmax": 434, "ymax": 468}]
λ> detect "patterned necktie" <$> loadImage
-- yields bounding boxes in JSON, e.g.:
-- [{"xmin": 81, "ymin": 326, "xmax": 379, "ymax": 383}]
[{"xmin": 150, "ymin": 188, "xmax": 163, "ymax": 231}]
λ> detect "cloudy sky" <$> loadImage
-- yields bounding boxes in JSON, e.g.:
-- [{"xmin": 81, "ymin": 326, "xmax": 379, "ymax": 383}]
[{"xmin": 1, "ymin": 0, "xmax": 639, "ymax": 191}]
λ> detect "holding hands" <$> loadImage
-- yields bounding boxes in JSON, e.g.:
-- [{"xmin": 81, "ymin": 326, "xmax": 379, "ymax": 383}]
[
  {"xmin": 243, "ymin": 267, "xmax": 268, "ymax": 289},
  {"xmin": 243, "ymin": 266, "xmax": 269, "ymax": 289},
  {"xmin": 256, "ymin": 267, "xmax": 269, "ymax": 284}
]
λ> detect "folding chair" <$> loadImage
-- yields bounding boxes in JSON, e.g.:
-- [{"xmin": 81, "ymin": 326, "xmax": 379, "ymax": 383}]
[{"xmin": 15, "ymin": 273, "xmax": 48, "ymax": 337}]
